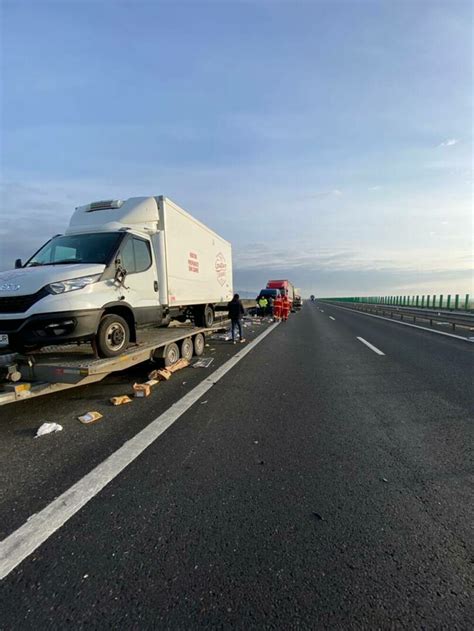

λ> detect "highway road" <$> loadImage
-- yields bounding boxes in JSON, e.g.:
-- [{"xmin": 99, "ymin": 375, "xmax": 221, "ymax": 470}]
[{"xmin": 0, "ymin": 304, "xmax": 473, "ymax": 628}]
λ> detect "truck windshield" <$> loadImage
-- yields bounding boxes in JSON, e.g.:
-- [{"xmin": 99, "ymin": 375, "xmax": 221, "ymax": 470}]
[{"xmin": 26, "ymin": 233, "xmax": 122, "ymax": 267}]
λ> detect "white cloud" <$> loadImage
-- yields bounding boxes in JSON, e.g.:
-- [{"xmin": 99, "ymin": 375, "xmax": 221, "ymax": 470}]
[
  {"xmin": 368, "ymin": 185, "xmax": 382, "ymax": 191},
  {"xmin": 438, "ymin": 138, "xmax": 459, "ymax": 147}
]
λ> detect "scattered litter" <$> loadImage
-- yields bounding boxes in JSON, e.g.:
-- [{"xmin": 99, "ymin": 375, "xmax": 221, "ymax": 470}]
[
  {"xmin": 381, "ymin": 477, "xmax": 388, "ymax": 483},
  {"xmin": 144, "ymin": 379, "xmax": 159, "ymax": 387},
  {"xmin": 210, "ymin": 333, "xmax": 231, "ymax": 341},
  {"xmin": 35, "ymin": 422, "xmax": 63, "ymax": 437},
  {"xmin": 200, "ymin": 400, "xmax": 208, "ymax": 405},
  {"xmin": 148, "ymin": 368, "xmax": 172, "ymax": 381},
  {"xmin": 133, "ymin": 383, "xmax": 151, "ymax": 398},
  {"xmin": 205, "ymin": 343, "xmax": 210, "ymax": 347},
  {"xmin": 254, "ymin": 440, "xmax": 259, "ymax": 444},
  {"xmin": 78, "ymin": 411, "xmax": 103, "ymax": 425},
  {"xmin": 193, "ymin": 357, "xmax": 214, "ymax": 368},
  {"xmin": 258, "ymin": 460, "xmax": 265, "ymax": 465},
  {"xmin": 83, "ymin": 574, "xmax": 89, "ymax": 579},
  {"xmin": 182, "ymin": 381, "xmax": 187, "ymax": 385},
  {"xmin": 167, "ymin": 358, "xmax": 190, "ymax": 373},
  {"xmin": 311, "ymin": 512, "xmax": 324, "ymax": 521},
  {"xmin": 110, "ymin": 395, "xmax": 132, "ymax": 406}
]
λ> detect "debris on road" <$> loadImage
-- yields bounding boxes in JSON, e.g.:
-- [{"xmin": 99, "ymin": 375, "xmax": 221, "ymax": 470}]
[
  {"xmin": 148, "ymin": 368, "xmax": 172, "ymax": 381},
  {"xmin": 78, "ymin": 411, "xmax": 103, "ymax": 425},
  {"xmin": 381, "ymin": 477, "xmax": 388, "ymax": 483},
  {"xmin": 133, "ymin": 383, "xmax": 151, "ymax": 398},
  {"xmin": 167, "ymin": 358, "xmax": 190, "ymax": 373},
  {"xmin": 35, "ymin": 422, "xmax": 63, "ymax": 437},
  {"xmin": 311, "ymin": 512, "xmax": 324, "ymax": 521},
  {"xmin": 192, "ymin": 357, "xmax": 214, "ymax": 368},
  {"xmin": 110, "ymin": 395, "xmax": 132, "ymax": 406},
  {"xmin": 144, "ymin": 379, "xmax": 159, "ymax": 387},
  {"xmin": 200, "ymin": 400, "xmax": 208, "ymax": 405}
]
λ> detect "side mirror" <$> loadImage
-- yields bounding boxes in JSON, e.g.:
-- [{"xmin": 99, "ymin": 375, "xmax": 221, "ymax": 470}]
[{"xmin": 15, "ymin": 259, "xmax": 22, "ymax": 269}]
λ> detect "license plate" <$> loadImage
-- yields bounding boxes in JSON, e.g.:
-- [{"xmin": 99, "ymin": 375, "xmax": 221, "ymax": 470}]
[{"xmin": 0, "ymin": 334, "xmax": 9, "ymax": 347}]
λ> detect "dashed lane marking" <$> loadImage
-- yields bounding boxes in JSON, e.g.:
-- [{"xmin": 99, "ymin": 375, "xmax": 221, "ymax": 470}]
[{"xmin": 357, "ymin": 336, "xmax": 385, "ymax": 356}]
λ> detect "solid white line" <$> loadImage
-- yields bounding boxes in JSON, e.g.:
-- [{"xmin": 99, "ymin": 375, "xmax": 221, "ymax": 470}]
[
  {"xmin": 0, "ymin": 322, "xmax": 280, "ymax": 580},
  {"xmin": 357, "ymin": 336, "xmax": 385, "ymax": 355},
  {"xmin": 329, "ymin": 316, "xmax": 335, "ymax": 321},
  {"xmin": 327, "ymin": 304, "xmax": 473, "ymax": 343}
]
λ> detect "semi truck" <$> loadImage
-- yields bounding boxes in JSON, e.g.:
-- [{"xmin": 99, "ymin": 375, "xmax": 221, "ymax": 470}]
[
  {"xmin": 266, "ymin": 280, "xmax": 295, "ymax": 307},
  {"xmin": 0, "ymin": 196, "xmax": 233, "ymax": 358}
]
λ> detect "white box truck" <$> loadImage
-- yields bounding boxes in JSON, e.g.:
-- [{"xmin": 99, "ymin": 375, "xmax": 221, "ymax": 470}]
[{"xmin": 0, "ymin": 196, "xmax": 233, "ymax": 357}]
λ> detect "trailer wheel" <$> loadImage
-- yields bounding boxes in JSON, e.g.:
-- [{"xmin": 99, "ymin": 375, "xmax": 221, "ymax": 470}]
[
  {"xmin": 193, "ymin": 333, "xmax": 205, "ymax": 356},
  {"xmin": 180, "ymin": 337, "xmax": 193, "ymax": 361},
  {"xmin": 163, "ymin": 342, "xmax": 180, "ymax": 367},
  {"xmin": 96, "ymin": 314, "xmax": 130, "ymax": 358}
]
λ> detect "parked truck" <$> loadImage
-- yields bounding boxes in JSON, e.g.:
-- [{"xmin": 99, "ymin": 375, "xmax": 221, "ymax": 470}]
[
  {"xmin": 0, "ymin": 196, "xmax": 233, "ymax": 357},
  {"xmin": 266, "ymin": 279, "xmax": 295, "ymax": 307},
  {"xmin": 294, "ymin": 288, "xmax": 303, "ymax": 310}
]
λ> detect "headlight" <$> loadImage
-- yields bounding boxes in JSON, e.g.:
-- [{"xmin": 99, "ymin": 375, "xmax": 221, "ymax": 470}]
[{"xmin": 47, "ymin": 274, "xmax": 101, "ymax": 295}]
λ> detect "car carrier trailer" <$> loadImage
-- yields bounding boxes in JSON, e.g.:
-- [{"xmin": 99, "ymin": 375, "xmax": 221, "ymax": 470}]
[{"xmin": 0, "ymin": 324, "xmax": 223, "ymax": 406}]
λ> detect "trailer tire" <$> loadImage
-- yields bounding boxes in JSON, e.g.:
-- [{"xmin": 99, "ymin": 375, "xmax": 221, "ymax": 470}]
[
  {"xmin": 163, "ymin": 342, "xmax": 180, "ymax": 367},
  {"xmin": 193, "ymin": 333, "xmax": 205, "ymax": 356},
  {"xmin": 180, "ymin": 337, "xmax": 193, "ymax": 361},
  {"xmin": 96, "ymin": 314, "xmax": 130, "ymax": 358}
]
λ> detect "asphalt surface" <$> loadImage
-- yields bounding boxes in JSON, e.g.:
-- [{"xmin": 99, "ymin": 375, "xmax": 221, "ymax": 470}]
[{"xmin": 1, "ymin": 303, "xmax": 473, "ymax": 629}]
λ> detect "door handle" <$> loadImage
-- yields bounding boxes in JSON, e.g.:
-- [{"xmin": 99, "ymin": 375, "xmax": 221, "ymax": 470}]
[{"xmin": 154, "ymin": 281, "xmax": 158, "ymax": 292}]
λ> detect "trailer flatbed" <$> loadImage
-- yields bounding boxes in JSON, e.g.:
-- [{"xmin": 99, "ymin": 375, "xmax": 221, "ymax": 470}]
[{"xmin": 0, "ymin": 324, "xmax": 226, "ymax": 405}]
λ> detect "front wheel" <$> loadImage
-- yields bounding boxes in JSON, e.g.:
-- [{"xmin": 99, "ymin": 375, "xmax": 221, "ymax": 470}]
[{"xmin": 96, "ymin": 314, "xmax": 130, "ymax": 358}]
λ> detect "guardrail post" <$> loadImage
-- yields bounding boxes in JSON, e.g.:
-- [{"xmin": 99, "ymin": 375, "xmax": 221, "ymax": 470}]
[
  {"xmin": 421, "ymin": 295, "xmax": 425, "ymax": 307},
  {"xmin": 416, "ymin": 295, "xmax": 419, "ymax": 306},
  {"xmin": 464, "ymin": 294, "xmax": 469, "ymax": 310},
  {"xmin": 455, "ymin": 294, "xmax": 459, "ymax": 309},
  {"xmin": 447, "ymin": 294, "xmax": 451, "ymax": 310},
  {"xmin": 433, "ymin": 295, "xmax": 437, "ymax": 308},
  {"xmin": 439, "ymin": 294, "xmax": 443, "ymax": 309},
  {"xmin": 426, "ymin": 295, "xmax": 430, "ymax": 308}
]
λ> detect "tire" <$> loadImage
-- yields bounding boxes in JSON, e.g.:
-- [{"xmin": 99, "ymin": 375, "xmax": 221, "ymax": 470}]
[
  {"xmin": 194, "ymin": 304, "xmax": 214, "ymax": 328},
  {"xmin": 193, "ymin": 333, "xmax": 205, "ymax": 356},
  {"xmin": 180, "ymin": 337, "xmax": 193, "ymax": 361},
  {"xmin": 96, "ymin": 314, "xmax": 130, "ymax": 358},
  {"xmin": 163, "ymin": 342, "xmax": 180, "ymax": 367}
]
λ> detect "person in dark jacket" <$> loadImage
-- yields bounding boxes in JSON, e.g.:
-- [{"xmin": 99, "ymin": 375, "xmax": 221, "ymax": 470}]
[{"xmin": 227, "ymin": 294, "xmax": 246, "ymax": 344}]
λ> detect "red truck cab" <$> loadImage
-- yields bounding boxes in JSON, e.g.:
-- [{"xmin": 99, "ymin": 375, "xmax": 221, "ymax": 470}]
[{"xmin": 266, "ymin": 280, "xmax": 295, "ymax": 307}]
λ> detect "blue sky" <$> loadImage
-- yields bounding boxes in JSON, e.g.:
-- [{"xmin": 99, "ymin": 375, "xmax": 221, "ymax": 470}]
[{"xmin": 1, "ymin": 0, "xmax": 472, "ymax": 297}]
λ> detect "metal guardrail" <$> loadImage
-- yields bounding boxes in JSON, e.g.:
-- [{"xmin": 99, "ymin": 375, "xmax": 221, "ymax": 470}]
[
  {"xmin": 322, "ymin": 293, "xmax": 473, "ymax": 311},
  {"xmin": 324, "ymin": 301, "xmax": 474, "ymax": 332}
]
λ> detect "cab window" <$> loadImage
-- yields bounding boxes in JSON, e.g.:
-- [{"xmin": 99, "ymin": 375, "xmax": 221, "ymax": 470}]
[{"xmin": 120, "ymin": 238, "xmax": 152, "ymax": 274}]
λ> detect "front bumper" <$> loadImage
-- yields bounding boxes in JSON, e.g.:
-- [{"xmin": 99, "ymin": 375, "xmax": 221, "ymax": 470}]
[{"xmin": 0, "ymin": 309, "xmax": 102, "ymax": 348}]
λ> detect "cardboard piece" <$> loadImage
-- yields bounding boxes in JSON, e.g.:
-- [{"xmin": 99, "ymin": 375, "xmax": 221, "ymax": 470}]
[
  {"xmin": 133, "ymin": 383, "xmax": 151, "ymax": 398},
  {"xmin": 78, "ymin": 411, "xmax": 103, "ymax": 425},
  {"xmin": 167, "ymin": 359, "xmax": 190, "ymax": 373},
  {"xmin": 110, "ymin": 395, "xmax": 132, "ymax": 406}
]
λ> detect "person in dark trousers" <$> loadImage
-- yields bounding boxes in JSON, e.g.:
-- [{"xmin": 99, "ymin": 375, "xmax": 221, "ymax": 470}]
[
  {"xmin": 267, "ymin": 295, "xmax": 274, "ymax": 317},
  {"xmin": 227, "ymin": 293, "xmax": 246, "ymax": 344}
]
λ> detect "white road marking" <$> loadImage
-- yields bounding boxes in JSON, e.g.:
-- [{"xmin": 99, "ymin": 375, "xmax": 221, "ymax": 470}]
[
  {"xmin": 329, "ymin": 316, "xmax": 335, "ymax": 321},
  {"xmin": 0, "ymin": 322, "xmax": 280, "ymax": 580},
  {"xmin": 327, "ymin": 304, "xmax": 474, "ymax": 343},
  {"xmin": 357, "ymin": 336, "xmax": 385, "ymax": 355}
]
